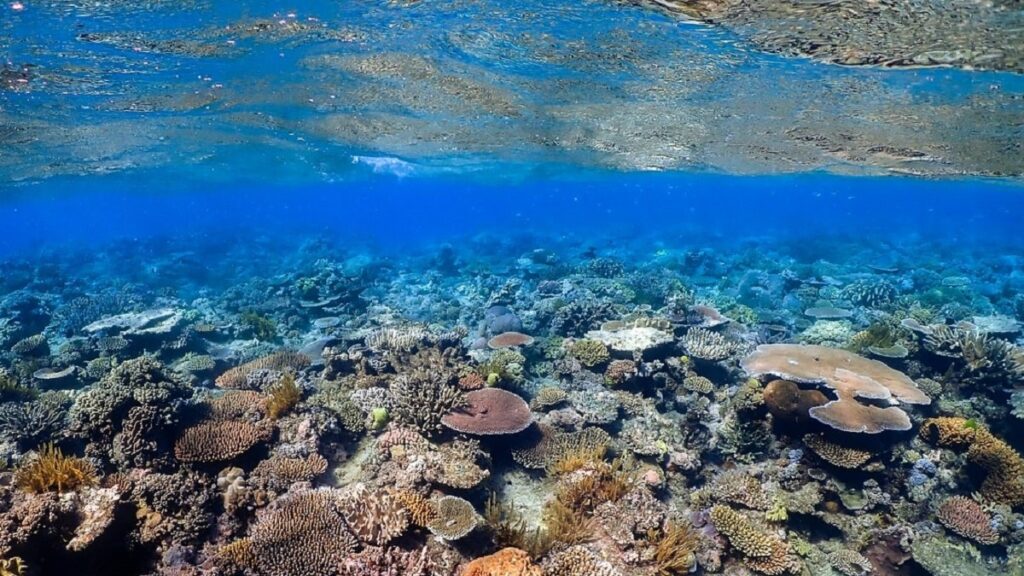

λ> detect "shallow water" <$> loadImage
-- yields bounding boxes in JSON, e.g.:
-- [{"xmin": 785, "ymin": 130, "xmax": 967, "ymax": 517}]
[{"xmin": 1, "ymin": 1, "xmax": 1024, "ymax": 576}]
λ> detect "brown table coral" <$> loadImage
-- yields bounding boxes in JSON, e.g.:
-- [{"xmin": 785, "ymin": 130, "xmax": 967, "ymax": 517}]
[{"xmin": 441, "ymin": 388, "xmax": 532, "ymax": 435}]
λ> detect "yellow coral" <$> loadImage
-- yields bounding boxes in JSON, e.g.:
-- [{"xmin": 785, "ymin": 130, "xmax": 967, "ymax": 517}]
[
  {"xmin": 922, "ymin": 417, "xmax": 1024, "ymax": 507},
  {"xmin": 14, "ymin": 443, "xmax": 96, "ymax": 494},
  {"xmin": 709, "ymin": 505, "xmax": 800, "ymax": 575},
  {"xmin": 266, "ymin": 372, "xmax": 301, "ymax": 420},
  {"xmin": 0, "ymin": 558, "xmax": 27, "ymax": 576}
]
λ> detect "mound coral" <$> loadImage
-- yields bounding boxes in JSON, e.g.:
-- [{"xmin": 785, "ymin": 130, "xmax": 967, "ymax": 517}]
[
  {"xmin": 441, "ymin": 388, "xmax": 532, "ymax": 435},
  {"xmin": 762, "ymin": 379, "xmax": 828, "ymax": 425},
  {"xmin": 14, "ymin": 444, "xmax": 96, "ymax": 493},
  {"xmin": 173, "ymin": 420, "xmax": 271, "ymax": 463},
  {"xmin": 935, "ymin": 496, "xmax": 999, "ymax": 545},
  {"xmin": 742, "ymin": 344, "xmax": 930, "ymax": 433},
  {"xmin": 921, "ymin": 417, "xmax": 1024, "ymax": 507}
]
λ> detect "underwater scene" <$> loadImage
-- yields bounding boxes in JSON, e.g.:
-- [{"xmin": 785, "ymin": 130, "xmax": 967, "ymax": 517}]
[{"xmin": 2, "ymin": 0, "xmax": 1024, "ymax": 575}]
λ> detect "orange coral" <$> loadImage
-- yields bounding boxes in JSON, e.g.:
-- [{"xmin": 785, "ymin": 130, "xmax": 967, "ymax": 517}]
[{"xmin": 463, "ymin": 548, "xmax": 541, "ymax": 576}]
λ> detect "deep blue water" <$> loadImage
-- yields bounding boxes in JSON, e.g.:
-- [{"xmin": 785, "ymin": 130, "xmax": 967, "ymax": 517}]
[{"xmin": 1, "ymin": 171, "xmax": 1021, "ymax": 259}]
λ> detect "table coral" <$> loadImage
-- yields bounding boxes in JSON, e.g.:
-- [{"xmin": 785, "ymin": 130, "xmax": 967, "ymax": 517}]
[
  {"xmin": 441, "ymin": 388, "xmax": 533, "ymax": 435},
  {"xmin": 173, "ymin": 420, "xmax": 271, "ymax": 463}
]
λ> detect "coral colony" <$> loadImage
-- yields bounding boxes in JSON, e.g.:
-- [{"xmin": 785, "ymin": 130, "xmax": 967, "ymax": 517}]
[{"xmin": 0, "ymin": 240, "xmax": 1023, "ymax": 576}]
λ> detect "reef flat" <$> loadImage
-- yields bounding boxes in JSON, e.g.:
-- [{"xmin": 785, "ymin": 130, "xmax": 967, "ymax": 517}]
[{"xmin": 0, "ymin": 231, "xmax": 1022, "ymax": 575}]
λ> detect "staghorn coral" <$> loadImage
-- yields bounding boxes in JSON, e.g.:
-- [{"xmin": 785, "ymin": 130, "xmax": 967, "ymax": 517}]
[
  {"xmin": 392, "ymin": 489, "xmax": 439, "ymax": 527},
  {"xmin": 214, "ymin": 351, "xmax": 311, "ymax": 389},
  {"xmin": 709, "ymin": 505, "xmax": 800, "ymax": 575},
  {"xmin": 173, "ymin": 420, "xmax": 271, "ymax": 463},
  {"xmin": 217, "ymin": 489, "xmax": 357, "ymax": 576},
  {"xmin": 935, "ymin": 496, "xmax": 999, "ymax": 545},
  {"xmin": 681, "ymin": 327, "xmax": 733, "ymax": 361},
  {"xmin": 426, "ymin": 494, "xmax": 478, "ymax": 540},
  {"xmin": 803, "ymin": 434, "xmax": 874, "ymax": 469},
  {"xmin": 742, "ymin": 344, "xmax": 930, "ymax": 433},
  {"xmin": 250, "ymin": 452, "xmax": 328, "ymax": 491},
  {"xmin": 463, "ymin": 547, "xmax": 541, "ymax": 576},
  {"xmin": 569, "ymin": 338, "xmax": 611, "ymax": 368},
  {"xmin": 921, "ymin": 417, "xmax": 1024, "ymax": 507},
  {"xmin": 14, "ymin": 444, "xmax": 96, "ymax": 494}
]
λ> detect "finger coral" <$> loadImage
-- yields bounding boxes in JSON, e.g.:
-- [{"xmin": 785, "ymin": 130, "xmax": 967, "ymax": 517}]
[
  {"xmin": 173, "ymin": 420, "xmax": 271, "ymax": 463},
  {"xmin": 681, "ymin": 327, "xmax": 733, "ymax": 361},
  {"xmin": 391, "ymin": 371, "xmax": 465, "ymax": 436},
  {"xmin": 935, "ymin": 496, "xmax": 999, "ymax": 545},
  {"xmin": 709, "ymin": 505, "xmax": 800, "ymax": 575},
  {"xmin": 569, "ymin": 338, "xmax": 611, "ymax": 368},
  {"xmin": 14, "ymin": 444, "xmax": 96, "ymax": 494}
]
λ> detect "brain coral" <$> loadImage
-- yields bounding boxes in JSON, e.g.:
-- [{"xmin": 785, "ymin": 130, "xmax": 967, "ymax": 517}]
[
  {"xmin": 173, "ymin": 420, "xmax": 271, "ymax": 463},
  {"xmin": 441, "ymin": 388, "xmax": 533, "ymax": 435},
  {"xmin": 463, "ymin": 547, "xmax": 541, "ymax": 576},
  {"xmin": 742, "ymin": 344, "xmax": 930, "ymax": 434},
  {"xmin": 936, "ymin": 496, "xmax": 999, "ymax": 545}
]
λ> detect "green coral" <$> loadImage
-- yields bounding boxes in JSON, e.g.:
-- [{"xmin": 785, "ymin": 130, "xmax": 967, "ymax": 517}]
[
  {"xmin": 478, "ymin": 348, "xmax": 526, "ymax": 385},
  {"xmin": 239, "ymin": 311, "xmax": 277, "ymax": 341},
  {"xmin": 569, "ymin": 339, "xmax": 610, "ymax": 368},
  {"xmin": 370, "ymin": 407, "xmax": 389, "ymax": 430}
]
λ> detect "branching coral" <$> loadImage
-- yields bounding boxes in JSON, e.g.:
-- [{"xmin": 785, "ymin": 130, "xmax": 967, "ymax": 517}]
[
  {"xmin": 681, "ymin": 327, "xmax": 733, "ymax": 361},
  {"xmin": 512, "ymin": 426, "xmax": 611, "ymax": 470},
  {"xmin": 14, "ymin": 444, "xmax": 96, "ymax": 493},
  {"xmin": 935, "ymin": 496, "xmax": 999, "ymax": 545},
  {"xmin": 265, "ymin": 372, "xmax": 301, "ymax": 419},
  {"xmin": 484, "ymin": 492, "xmax": 549, "ymax": 558},
  {"xmin": 569, "ymin": 338, "xmax": 611, "ymax": 368},
  {"xmin": 215, "ymin": 351, "xmax": 311, "ymax": 389},
  {"xmin": 337, "ymin": 483, "xmax": 410, "ymax": 546},
  {"xmin": 391, "ymin": 371, "xmax": 465, "ymax": 436},
  {"xmin": 174, "ymin": 420, "xmax": 272, "ymax": 463},
  {"xmin": 709, "ymin": 505, "xmax": 800, "ymax": 575}
]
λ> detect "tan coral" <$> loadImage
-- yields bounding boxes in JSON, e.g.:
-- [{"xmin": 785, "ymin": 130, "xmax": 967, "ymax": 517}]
[
  {"xmin": 709, "ymin": 505, "xmax": 800, "ymax": 575},
  {"xmin": 936, "ymin": 496, "xmax": 999, "ymax": 545},
  {"xmin": 250, "ymin": 453, "xmax": 327, "ymax": 491},
  {"xmin": 392, "ymin": 489, "xmax": 439, "ymax": 527},
  {"xmin": 214, "ymin": 351, "xmax": 311, "ymax": 389},
  {"xmin": 803, "ymin": 434, "xmax": 873, "ymax": 469},
  {"xmin": 742, "ymin": 344, "xmax": 930, "ymax": 433},
  {"xmin": 173, "ymin": 420, "xmax": 271, "ymax": 463},
  {"xmin": 921, "ymin": 417, "xmax": 1024, "ymax": 507},
  {"xmin": 337, "ymin": 483, "xmax": 409, "ymax": 546},
  {"xmin": 426, "ymin": 495, "xmax": 478, "ymax": 540},
  {"xmin": 462, "ymin": 547, "xmax": 541, "ymax": 576}
]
